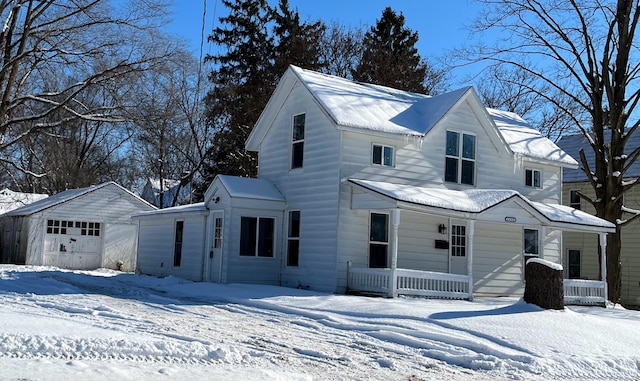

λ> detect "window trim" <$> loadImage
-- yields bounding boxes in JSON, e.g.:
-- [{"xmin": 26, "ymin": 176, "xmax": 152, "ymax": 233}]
[
  {"xmin": 372, "ymin": 144, "xmax": 395, "ymax": 167},
  {"xmin": 524, "ymin": 168, "xmax": 542, "ymax": 189},
  {"xmin": 290, "ymin": 113, "xmax": 305, "ymax": 170},
  {"xmin": 239, "ymin": 216, "xmax": 276, "ymax": 258},
  {"xmin": 566, "ymin": 248, "xmax": 582, "ymax": 279},
  {"xmin": 569, "ymin": 189, "xmax": 581, "ymax": 210},
  {"xmin": 173, "ymin": 220, "xmax": 184, "ymax": 267},
  {"xmin": 287, "ymin": 210, "xmax": 301, "ymax": 267},
  {"xmin": 445, "ymin": 130, "xmax": 476, "ymax": 186},
  {"xmin": 369, "ymin": 212, "xmax": 389, "ymax": 268}
]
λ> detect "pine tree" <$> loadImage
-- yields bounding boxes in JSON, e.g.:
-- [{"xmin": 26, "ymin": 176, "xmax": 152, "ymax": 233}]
[
  {"xmin": 201, "ymin": 0, "xmax": 273, "ymax": 184},
  {"xmin": 352, "ymin": 7, "xmax": 431, "ymax": 93},
  {"xmin": 199, "ymin": 0, "xmax": 327, "ymax": 196}
]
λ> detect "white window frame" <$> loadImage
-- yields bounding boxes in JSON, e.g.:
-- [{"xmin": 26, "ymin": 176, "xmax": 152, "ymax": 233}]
[
  {"xmin": 566, "ymin": 248, "xmax": 582, "ymax": 279},
  {"xmin": 569, "ymin": 189, "xmax": 581, "ymax": 210},
  {"xmin": 368, "ymin": 212, "xmax": 389, "ymax": 268},
  {"xmin": 290, "ymin": 113, "xmax": 305, "ymax": 170},
  {"xmin": 525, "ymin": 168, "xmax": 542, "ymax": 189},
  {"xmin": 239, "ymin": 216, "xmax": 276, "ymax": 258},
  {"xmin": 287, "ymin": 210, "xmax": 300, "ymax": 267},
  {"xmin": 372, "ymin": 144, "xmax": 394, "ymax": 167},
  {"xmin": 445, "ymin": 130, "xmax": 476, "ymax": 186},
  {"xmin": 450, "ymin": 224, "xmax": 466, "ymax": 257}
]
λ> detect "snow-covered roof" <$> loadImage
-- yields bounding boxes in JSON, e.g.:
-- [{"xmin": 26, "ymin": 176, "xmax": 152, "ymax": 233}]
[
  {"xmin": 488, "ymin": 109, "xmax": 578, "ymax": 168},
  {"xmin": 349, "ymin": 178, "xmax": 614, "ymax": 231},
  {"xmin": 274, "ymin": 66, "xmax": 575, "ymax": 167},
  {"xmin": 0, "ymin": 189, "xmax": 48, "ymax": 215},
  {"xmin": 3, "ymin": 182, "xmax": 155, "ymax": 217},
  {"xmin": 292, "ymin": 65, "xmax": 469, "ymax": 136},
  {"xmin": 218, "ymin": 175, "xmax": 285, "ymax": 202},
  {"xmin": 132, "ymin": 202, "xmax": 207, "ymax": 218},
  {"xmin": 557, "ymin": 130, "xmax": 640, "ymax": 182}
]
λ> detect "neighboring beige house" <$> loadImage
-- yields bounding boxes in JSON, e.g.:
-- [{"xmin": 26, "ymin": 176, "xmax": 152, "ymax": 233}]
[
  {"xmin": 557, "ymin": 132, "xmax": 640, "ymax": 306},
  {"xmin": 135, "ymin": 66, "xmax": 614, "ymax": 303}
]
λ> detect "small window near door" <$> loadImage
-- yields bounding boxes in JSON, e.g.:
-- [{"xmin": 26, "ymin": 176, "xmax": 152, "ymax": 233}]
[
  {"xmin": 567, "ymin": 249, "xmax": 581, "ymax": 279},
  {"xmin": 214, "ymin": 217, "xmax": 223, "ymax": 249},
  {"xmin": 369, "ymin": 213, "xmax": 389, "ymax": 268},
  {"xmin": 287, "ymin": 211, "xmax": 300, "ymax": 266},
  {"xmin": 569, "ymin": 190, "xmax": 581, "ymax": 210},
  {"xmin": 523, "ymin": 228, "xmax": 539, "ymax": 279},
  {"xmin": 173, "ymin": 220, "xmax": 184, "ymax": 267},
  {"xmin": 525, "ymin": 168, "xmax": 541, "ymax": 188},
  {"xmin": 451, "ymin": 225, "xmax": 466, "ymax": 257}
]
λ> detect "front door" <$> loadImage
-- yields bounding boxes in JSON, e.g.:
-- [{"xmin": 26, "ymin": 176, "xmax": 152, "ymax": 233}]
[
  {"xmin": 208, "ymin": 212, "xmax": 224, "ymax": 282},
  {"xmin": 449, "ymin": 223, "xmax": 468, "ymax": 275}
]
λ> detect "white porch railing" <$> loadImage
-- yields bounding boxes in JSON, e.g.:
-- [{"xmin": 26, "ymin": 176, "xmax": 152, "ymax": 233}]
[
  {"xmin": 347, "ymin": 264, "xmax": 472, "ymax": 300},
  {"xmin": 564, "ymin": 279, "xmax": 607, "ymax": 306}
]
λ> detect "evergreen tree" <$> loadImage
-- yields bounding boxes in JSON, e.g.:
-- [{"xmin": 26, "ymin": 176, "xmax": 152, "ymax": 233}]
[
  {"xmin": 199, "ymin": 0, "xmax": 326, "ymax": 196},
  {"xmin": 201, "ymin": 0, "xmax": 273, "ymax": 185},
  {"xmin": 352, "ymin": 7, "xmax": 432, "ymax": 93}
]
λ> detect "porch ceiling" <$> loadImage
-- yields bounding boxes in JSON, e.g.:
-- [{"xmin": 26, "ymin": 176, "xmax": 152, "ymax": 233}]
[{"xmin": 348, "ymin": 178, "xmax": 615, "ymax": 233}]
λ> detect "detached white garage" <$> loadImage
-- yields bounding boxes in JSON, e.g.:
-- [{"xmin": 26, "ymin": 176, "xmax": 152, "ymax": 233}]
[{"xmin": 0, "ymin": 182, "xmax": 156, "ymax": 271}]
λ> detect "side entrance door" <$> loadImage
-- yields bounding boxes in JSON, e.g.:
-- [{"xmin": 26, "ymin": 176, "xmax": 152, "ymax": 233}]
[
  {"xmin": 208, "ymin": 212, "xmax": 224, "ymax": 282},
  {"xmin": 449, "ymin": 222, "xmax": 468, "ymax": 275}
]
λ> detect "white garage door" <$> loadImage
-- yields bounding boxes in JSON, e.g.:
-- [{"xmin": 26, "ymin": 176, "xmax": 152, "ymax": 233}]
[{"xmin": 43, "ymin": 220, "xmax": 102, "ymax": 270}]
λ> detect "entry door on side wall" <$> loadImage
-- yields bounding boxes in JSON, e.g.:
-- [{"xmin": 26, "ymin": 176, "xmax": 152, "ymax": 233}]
[
  {"xmin": 209, "ymin": 212, "xmax": 224, "ymax": 282},
  {"xmin": 449, "ymin": 223, "xmax": 468, "ymax": 275}
]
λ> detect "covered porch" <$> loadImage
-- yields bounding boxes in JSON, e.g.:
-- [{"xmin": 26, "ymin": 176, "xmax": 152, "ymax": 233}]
[{"xmin": 346, "ymin": 179, "xmax": 615, "ymax": 305}]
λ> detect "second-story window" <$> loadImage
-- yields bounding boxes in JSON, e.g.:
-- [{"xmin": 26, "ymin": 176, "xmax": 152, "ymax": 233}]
[
  {"xmin": 291, "ymin": 113, "xmax": 305, "ymax": 169},
  {"xmin": 525, "ymin": 169, "xmax": 541, "ymax": 188},
  {"xmin": 569, "ymin": 190, "xmax": 581, "ymax": 210},
  {"xmin": 445, "ymin": 131, "xmax": 476, "ymax": 185},
  {"xmin": 372, "ymin": 144, "xmax": 394, "ymax": 167}
]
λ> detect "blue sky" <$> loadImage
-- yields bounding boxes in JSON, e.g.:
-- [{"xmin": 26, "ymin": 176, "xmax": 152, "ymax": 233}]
[{"xmin": 166, "ymin": 1, "xmax": 488, "ymax": 84}]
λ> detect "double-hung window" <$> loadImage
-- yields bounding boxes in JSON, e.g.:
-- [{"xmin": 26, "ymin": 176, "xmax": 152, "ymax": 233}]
[
  {"xmin": 291, "ymin": 113, "xmax": 305, "ymax": 169},
  {"xmin": 525, "ymin": 168, "xmax": 541, "ymax": 188},
  {"xmin": 523, "ymin": 228, "xmax": 539, "ymax": 279},
  {"xmin": 239, "ymin": 216, "xmax": 275, "ymax": 257},
  {"xmin": 445, "ymin": 131, "xmax": 476, "ymax": 185},
  {"xmin": 369, "ymin": 213, "xmax": 389, "ymax": 268},
  {"xmin": 372, "ymin": 144, "xmax": 394, "ymax": 167},
  {"xmin": 287, "ymin": 211, "xmax": 300, "ymax": 266},
  {"xmin": 569, "ymin": 190, "xmax": 581, "ymax": 210}
]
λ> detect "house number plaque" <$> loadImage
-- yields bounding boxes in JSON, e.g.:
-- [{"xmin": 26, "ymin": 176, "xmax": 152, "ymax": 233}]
[{"xmin": 504, "ymin": 216, "xmax": 517, "ymax": 223}]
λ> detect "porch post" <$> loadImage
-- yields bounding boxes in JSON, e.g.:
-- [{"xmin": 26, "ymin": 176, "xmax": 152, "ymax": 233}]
[
  {"xmin": 389, "ymin": 209, "xmax": 401, "ymax": 298},
  {"xmin": 599, "ymin": 232, "xmax": 608, "ymax": 300},
  {"xmin": 467, "ymin": 220, "xmax": 474, "ymax": 301}
]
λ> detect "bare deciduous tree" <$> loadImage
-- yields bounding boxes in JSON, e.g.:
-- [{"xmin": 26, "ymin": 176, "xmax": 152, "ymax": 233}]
[
  {"xmin": 464, "ymin": 0, "xmax": 640, "ymax": 302},
  {"xmin": 0, "ymin": 0, "xmax": 173, "ymax": 182}
]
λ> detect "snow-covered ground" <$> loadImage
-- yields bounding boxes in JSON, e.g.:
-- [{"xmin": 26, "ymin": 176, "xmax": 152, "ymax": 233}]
[{"xmin": 0, "ymin": 265, "xmax": 638, "ymax": 380}]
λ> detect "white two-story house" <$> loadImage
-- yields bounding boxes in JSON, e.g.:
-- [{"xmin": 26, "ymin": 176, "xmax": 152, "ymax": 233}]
[{"xmin": 134, "ymin": 66, "xmax": 614, "ymax": 301}]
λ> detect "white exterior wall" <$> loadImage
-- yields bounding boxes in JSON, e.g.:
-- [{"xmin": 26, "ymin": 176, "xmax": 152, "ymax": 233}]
[
  {"xmin": 255, "ymin": 83, "xmax": 342, "ymax": 293},
  {"xmin": 135, "ymin": 211, "xmax": 207, "ymax": 281},
  {"xmin": 223, "ymin": 207, "xmax": 283, "ymax": 286},
  {"xmin": 5, "ymin": 184, "xmax": 153, "ymax": 270},
  {"xmin": 473, "ymin": 222, "xmax": 525, "ymax": 296}
]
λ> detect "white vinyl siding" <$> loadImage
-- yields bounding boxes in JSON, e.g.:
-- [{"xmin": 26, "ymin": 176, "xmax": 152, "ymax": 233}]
[{"xmin": 255, "ymin": 84, "xmax": 341, "ymax": 292}]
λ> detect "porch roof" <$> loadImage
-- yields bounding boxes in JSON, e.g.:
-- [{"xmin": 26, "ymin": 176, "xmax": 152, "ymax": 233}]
[{"xmin": 348, "ymin": 178, "xmax": 615, "ymax": 233}]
